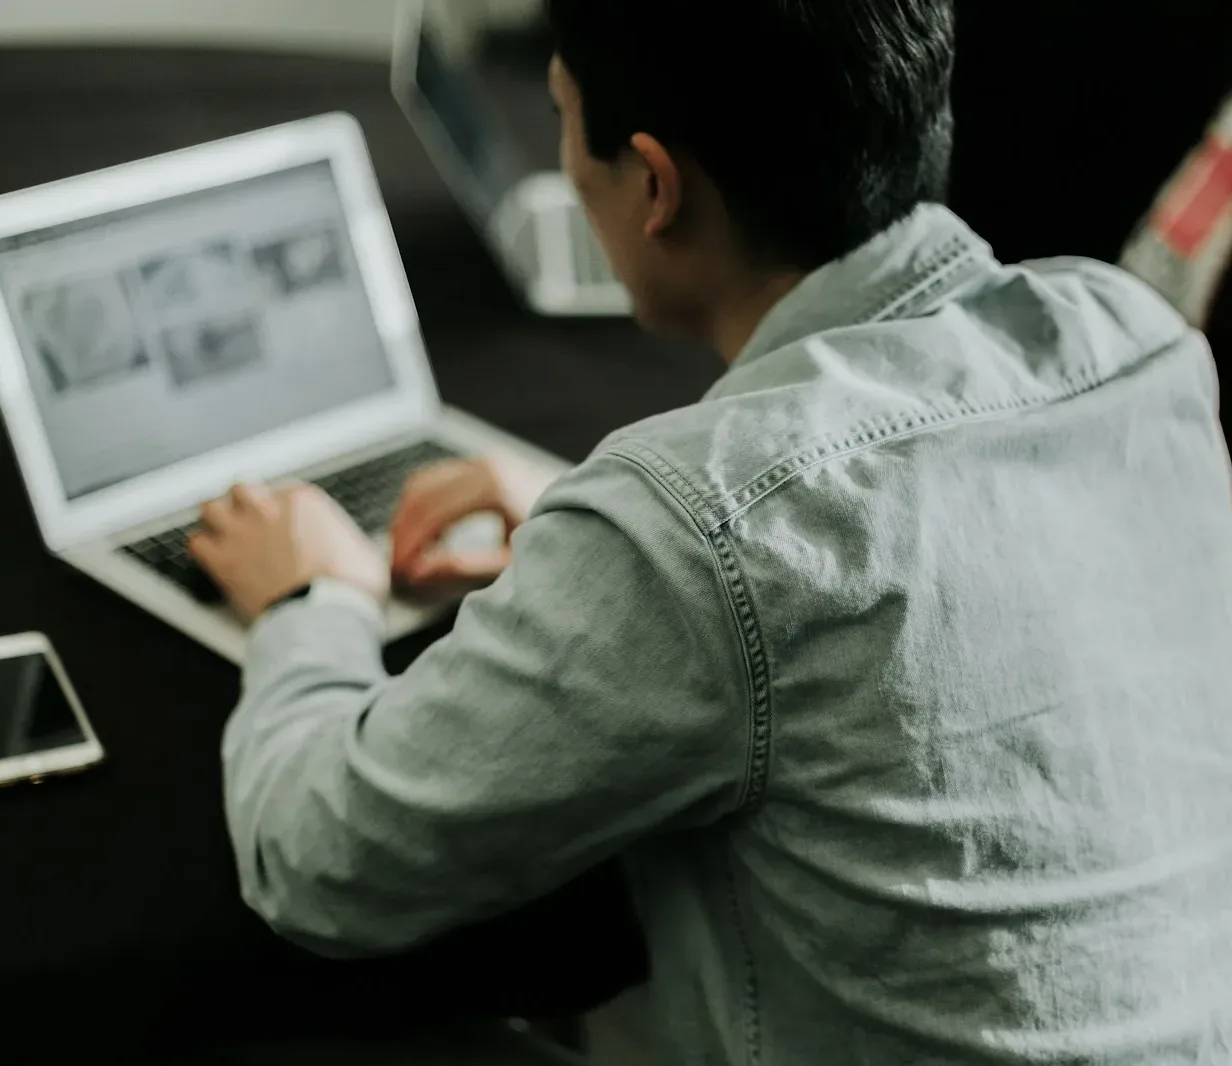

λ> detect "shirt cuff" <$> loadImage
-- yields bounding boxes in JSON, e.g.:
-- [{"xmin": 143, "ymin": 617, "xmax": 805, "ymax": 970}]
[
  {"xmin": 300, "ymin": 578, "xmax": 385, "ymax": 625},
  {"xmin": 245, "ymin": 578, "xmax": 386, "ymax": 684}
]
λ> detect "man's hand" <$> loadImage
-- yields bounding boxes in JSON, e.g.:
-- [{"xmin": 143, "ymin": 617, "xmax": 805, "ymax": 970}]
[
  {"xmin": 390, "ymin": 454, "xmax": 553, "ymax": 588},
  {"xmin": 189, "ymin": 483, "xmax": 391, "ymax": 621}
]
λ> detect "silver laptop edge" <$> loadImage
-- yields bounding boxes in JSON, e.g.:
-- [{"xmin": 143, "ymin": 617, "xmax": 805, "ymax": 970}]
[{"xmin": 0, "ymin": 114, "xmax": 568, "ymax": 663}]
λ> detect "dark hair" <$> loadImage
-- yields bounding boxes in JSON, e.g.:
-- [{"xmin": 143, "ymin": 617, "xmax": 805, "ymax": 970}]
[{"xmin": 545, "ymin": 0, "xmax": 956, "ymax": 271}]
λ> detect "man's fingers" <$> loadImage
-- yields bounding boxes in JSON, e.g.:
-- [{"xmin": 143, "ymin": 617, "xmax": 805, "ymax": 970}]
[
  {"xmin": 198, "ymin": 498, "xmax": 232, "ymax": 534},
  {"xmin": 396, "ymin": 546, "xmax": 513, "ymax": 587},
  {"xmin": 229, "ymin": 483, "xmax": 273, "ymax": 511},
  {"xmin": 391, "ymin": 467, "xmax": 506, "ymax": 565},
  {"xmin": 390, "ymin": 501, "xmax": 459, "ymax": 572},
  {"xmin": 390, "ymin": 463, "xmax": 461, "ymax": 526},
  {"xmin": 186, "ymin": 531, "xmax": 221, "ymax": 571}
]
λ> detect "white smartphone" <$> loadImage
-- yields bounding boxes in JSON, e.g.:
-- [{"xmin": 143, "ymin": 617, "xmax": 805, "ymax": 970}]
[{"xmin": 0, "ymin": 632, "xmax": 104, "ymax": 787}]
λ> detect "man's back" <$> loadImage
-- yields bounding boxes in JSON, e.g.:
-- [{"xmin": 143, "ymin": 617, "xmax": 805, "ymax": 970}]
[
  {"xmin": 593, "ymin": 205, "xmax": 1232, "ymax": 1062},
  {"xmin": 217, "ymin": 204, "xmax": 1232, "ymax": 1063}
]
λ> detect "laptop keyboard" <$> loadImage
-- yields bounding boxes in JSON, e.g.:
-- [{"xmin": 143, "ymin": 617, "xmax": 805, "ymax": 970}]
[
  {"xmin": 316, "ymin": 439, "xmax": 460, "ymax": 534},
  {"xmin": 120, "ymin": 439, "xmax": 462, "ymax": 603}
]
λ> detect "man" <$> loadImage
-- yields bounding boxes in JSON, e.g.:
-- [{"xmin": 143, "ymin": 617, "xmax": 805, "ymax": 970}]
[{"xmin": 189, "ymin": 1, "xmax": 1232, "ymax": 1062}]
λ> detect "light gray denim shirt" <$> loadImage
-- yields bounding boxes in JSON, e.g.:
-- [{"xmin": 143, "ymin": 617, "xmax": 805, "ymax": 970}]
[{"xmin": 225, "ymin": 204, "xmax": 1232, "ymax": 1065}]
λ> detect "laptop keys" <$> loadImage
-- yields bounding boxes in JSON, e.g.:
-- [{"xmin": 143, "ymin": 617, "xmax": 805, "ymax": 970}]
[
  {"xmin": 121, "ymin": 527, "xmax": 225, "ymax": 604},
  {"xmin": 179, "ymin": 562, "xmax": 226, "ymax": 604},
  {"xmin": 316, "ymin": 439, "xmax": 459, "ymax": 534},
  {"xmin": 120, "ymin": 439, "xmax": 463, "ymax": 604}
]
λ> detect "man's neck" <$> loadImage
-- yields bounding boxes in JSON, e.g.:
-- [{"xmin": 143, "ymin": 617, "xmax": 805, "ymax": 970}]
[{"xmin": 708, "ymin": 270, "xmax": 808, "ymax": 364}]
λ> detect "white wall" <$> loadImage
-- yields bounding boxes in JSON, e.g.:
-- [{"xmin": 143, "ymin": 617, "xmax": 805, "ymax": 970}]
[
  {"xmin": 0, "ymin": 0, "xmax": 541, "ymax": 58},
  {"xmin": 0, "ymin": 0, "xmax": 398, "ymax": 56}
]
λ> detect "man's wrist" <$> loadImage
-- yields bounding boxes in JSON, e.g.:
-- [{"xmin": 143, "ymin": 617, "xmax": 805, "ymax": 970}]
[
  {"xmin": 244, "ymin": 575, "xmax": 387, "ymax": 683},
  {"xmin": 264, "ymin": 584, "xmax": 313, "ymax": 613},
  {"xmin": 261, "ymin": 577, "xmax": 384, "ymax": 626}
]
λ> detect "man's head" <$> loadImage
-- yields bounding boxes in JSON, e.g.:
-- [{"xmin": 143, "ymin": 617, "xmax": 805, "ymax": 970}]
[{"xmin": 545, "ymin": 0, "xmax": 956, "ymax": 347}]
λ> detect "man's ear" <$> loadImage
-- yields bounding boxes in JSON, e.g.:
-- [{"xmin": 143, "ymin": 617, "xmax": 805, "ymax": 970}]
[{"xmin": 630, "ymin": 133, "xmax": 682, "ymax": 239}]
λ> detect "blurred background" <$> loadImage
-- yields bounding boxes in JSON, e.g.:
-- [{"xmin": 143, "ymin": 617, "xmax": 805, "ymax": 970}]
[
  {"xmin": 0, "ymin": 0, "xmax": 1226, "ymax": 254},
  {"xmin": 0, "ymin": 0, "xmax": 1226, "ymax": 342},
  {"xmin": 0, "ymin": 0, "xmax": 727, "ymax": 468}
]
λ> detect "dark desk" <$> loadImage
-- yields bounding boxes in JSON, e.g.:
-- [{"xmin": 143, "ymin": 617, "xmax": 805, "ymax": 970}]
[{"xmin": 0, "ymin": 45, "xmax": 717, "ymax": 1060}]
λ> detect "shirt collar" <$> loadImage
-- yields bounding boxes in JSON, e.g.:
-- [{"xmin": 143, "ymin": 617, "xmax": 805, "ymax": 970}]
[{"xmin": 727, "ymin": 203, "xmax": 996, "ymax": 376}]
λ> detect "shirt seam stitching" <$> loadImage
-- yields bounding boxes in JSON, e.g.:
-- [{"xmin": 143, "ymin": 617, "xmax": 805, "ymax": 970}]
[
  {"xmin": 705, "ymin": 237, "xmax": 987, "ymax": 493},
  {"xmin": 604, "ymin": 447, "xmax": 767, "ymax": 815},
  {"xmin": 861, "ymin": 234, "xmax": 970, "ymax": 323},
  {"xmin": 716, "ymin": 234, "xmax": 971, "ymax": 387},
  {"xmin": 710, "ymin": 525, "xmax": 773, "ymax": 810},
  {"xmin": 725, "ymin": 856, "xmax": 763, "ymax": 1066},
  {"xmin": 610, "ymin": 441, "xmax": 720, "ymax": 529},
  {"xmin": 707, "ymin": 358, "xmax": 1152, "ymax": 527}
]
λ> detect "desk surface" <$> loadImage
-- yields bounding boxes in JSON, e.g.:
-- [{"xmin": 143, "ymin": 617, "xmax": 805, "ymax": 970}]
[
  {"xmin": 175, "ymin": 1021, "xmax": 586, "ymax": 1066},
  {"xmin": 0, "ymin": 45, "xmax": 713, "ymax": 1051}
]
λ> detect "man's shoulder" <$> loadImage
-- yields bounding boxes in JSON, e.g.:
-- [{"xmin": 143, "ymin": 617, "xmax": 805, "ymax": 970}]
[
  {"xmin": 548, "ymin": 255, "xmax": 1198, "ymax": 534},
  {"xmin": 1021, "ymin": 254, "xmax": 1192, "ymax": 351},
  {"xmin": 552, "ymin": 365, "xmax": 892, "ymax": 537},
  {"xmin": 534, "ymin": 409, "xmax": 728, "ymax": 534}
]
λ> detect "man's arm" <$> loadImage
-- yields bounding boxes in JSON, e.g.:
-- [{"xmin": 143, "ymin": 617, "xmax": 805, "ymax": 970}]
[{"xmin": 223, "ymin": 452, "xmax": 752, "ymax": 957}]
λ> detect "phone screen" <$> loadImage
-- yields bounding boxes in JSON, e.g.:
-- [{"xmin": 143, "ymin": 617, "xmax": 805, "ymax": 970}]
[{"xmin": 0, "ymin": 652, "xmax": 88, "ymax": 759}]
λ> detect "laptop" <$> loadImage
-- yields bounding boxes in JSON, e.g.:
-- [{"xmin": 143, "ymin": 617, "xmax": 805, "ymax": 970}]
[
  {"xmin": 391, "ymin": 0, "xmax": 632, "ymax": 318},
  {"xmin": 0, "ymin": 112, "xmax": 569, "ymax": 664}
]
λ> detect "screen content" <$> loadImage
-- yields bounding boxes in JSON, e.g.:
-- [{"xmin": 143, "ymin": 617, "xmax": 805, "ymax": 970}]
[
  {"xmin": 414, "ymin": 23, "xmax": 523, "ymax": 215},
  {"xmin": 0, "ymin": 653, "xmax": 88, "ymax": 760},
  {"xmin": 0, "ymin": 161, "xmax": 397, "ymax": 499}
]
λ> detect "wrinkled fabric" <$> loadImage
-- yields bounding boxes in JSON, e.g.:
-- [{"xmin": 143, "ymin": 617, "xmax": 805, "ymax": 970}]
[{"xmin": 226, "ymin": 205, "xmax": 1232, "ymax": 1065}]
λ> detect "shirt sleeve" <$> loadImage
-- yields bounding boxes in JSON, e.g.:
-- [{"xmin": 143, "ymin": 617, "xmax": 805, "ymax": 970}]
[{"xmin": 222, "ymin": 450, "xmax": 752, "ymax": 957}]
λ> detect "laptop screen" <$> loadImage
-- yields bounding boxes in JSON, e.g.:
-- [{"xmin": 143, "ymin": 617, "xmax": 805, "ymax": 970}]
[
  {"xmin": 411, "ymin": 16, "xmax": 524, "ymax": 217},
  {"xmin": 0, "ymin": 160, "xmax": 397, "ymax": 501}
]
